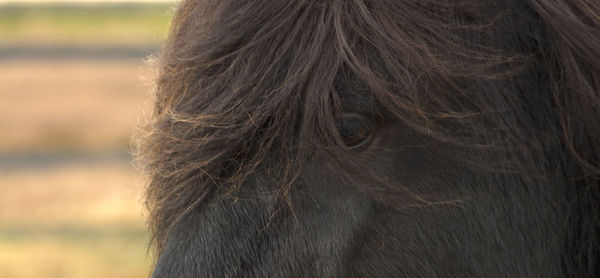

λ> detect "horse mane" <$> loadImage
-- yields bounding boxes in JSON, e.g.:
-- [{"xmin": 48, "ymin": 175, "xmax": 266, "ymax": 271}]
[{"xmin": 136, "ymin": 0, "xmax": 600, "ymax": 274}]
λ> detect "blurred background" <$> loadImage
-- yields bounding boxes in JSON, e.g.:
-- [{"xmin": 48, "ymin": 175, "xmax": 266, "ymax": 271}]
[{"xmin": 0, "ymin": 0, "xmax": 174, "ymax": 277}]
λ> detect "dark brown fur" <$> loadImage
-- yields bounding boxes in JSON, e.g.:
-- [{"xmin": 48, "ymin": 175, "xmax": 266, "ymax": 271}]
[{"xmin": 137, "ymin": 0, "xmax": 600, "ymax": 276}]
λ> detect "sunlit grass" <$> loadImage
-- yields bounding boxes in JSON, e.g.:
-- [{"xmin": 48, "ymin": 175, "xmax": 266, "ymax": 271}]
[
  {"xmin": 0, "ymin": 164, "xmax": 146, "ymax": 223},
  {"xmin": 0, "ymin": 3, "xmax": 173, "ymax": 46},
  {"xmin": 0, "ymin": 59, "xmax": 153, "ymax": 153},
  {"xmin": 0, "ymin": 164, "xmax": 151, "ymax": 278},
  {"xmin": 0, "ymin": 223, "xmax": 149, "ymax": 278},
  {"xmin": 0, "ymin": 3, "xmax": 166, "ymax": 277}
]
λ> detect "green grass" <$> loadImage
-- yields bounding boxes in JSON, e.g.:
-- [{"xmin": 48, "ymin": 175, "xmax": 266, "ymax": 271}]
[{"xmin": 0, "ymin": 3, "xmax": 173, "ymax": 46}]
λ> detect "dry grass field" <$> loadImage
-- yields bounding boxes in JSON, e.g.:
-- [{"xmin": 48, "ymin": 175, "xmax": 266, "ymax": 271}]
[
  {"xmin": 0, "ymin": 59, "xmax": 153, "ymax": 153},
  {"xmin": 0, "ymin": 59, "xmax": 154, "ymax": 278},
  {"xmin": 0, "ymin": 164, "xmax": 150, "ymax": 278},
  {"xmin": 0, "ymin": 3, "xmax": 172, "ymax": 277}
]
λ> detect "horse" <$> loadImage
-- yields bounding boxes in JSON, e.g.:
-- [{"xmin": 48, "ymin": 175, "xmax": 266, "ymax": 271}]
[{"xmin": 136, "ymin": 0, "xmax": 600, "ymax": 276}]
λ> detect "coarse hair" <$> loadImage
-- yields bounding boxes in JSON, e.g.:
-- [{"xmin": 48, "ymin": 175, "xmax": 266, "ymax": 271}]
[{"xmin": 136, "ymin": 0, "xmax": 600, "ymax": 274}]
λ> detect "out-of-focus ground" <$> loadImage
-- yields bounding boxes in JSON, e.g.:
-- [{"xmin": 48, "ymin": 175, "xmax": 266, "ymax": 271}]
[
  {"xmin": 0, "ymin": 2, "xmax": 172, "ymax": 277},
  {"xmin": 0, "ymin": 60, "xmax": 153, "ymax": 153}
]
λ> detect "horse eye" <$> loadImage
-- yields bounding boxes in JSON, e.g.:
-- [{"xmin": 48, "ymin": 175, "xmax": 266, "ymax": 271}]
[{"xmin": 335, "ymin": 113, "xmax": 375, "ymax": 149}]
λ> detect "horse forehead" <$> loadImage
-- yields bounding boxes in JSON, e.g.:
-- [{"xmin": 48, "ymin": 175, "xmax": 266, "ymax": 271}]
[{"xmin": 334, "ymin": 70, "xmax": 378, "ymax": 114}]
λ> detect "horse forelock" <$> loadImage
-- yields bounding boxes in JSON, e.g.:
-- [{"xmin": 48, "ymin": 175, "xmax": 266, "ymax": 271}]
[{"xmin": 137, "ymin": 0, "xmax": 600, "ymax": 266}]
